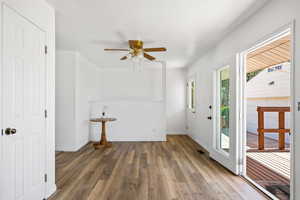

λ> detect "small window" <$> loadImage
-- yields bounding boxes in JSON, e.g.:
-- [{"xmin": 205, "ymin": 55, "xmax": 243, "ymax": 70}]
[{"xmin": 187, "ymin": 80, "xmax": 196, "ymax": 113}]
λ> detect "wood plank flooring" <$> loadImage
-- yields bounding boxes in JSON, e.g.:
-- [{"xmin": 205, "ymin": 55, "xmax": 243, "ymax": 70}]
[
  {"xmin": 50, "ymin": 135, "xmax": 267, "ymax": 200},
  {"xmin": 247, "ymin": 152, "xmax": 290, "ymax": 179},
  {"xmin": 247, "ymin": 157, "xmax": 289, "ymax": 200}
]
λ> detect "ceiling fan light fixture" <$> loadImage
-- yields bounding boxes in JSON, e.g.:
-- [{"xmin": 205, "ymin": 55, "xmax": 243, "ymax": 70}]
[
  {"xmin": 104, "ymin": 40, "xmax": 167, "ymax": 70},
  {"xmin": 137, "ymin": 53, "xmax": 143, "ymax": 58}
]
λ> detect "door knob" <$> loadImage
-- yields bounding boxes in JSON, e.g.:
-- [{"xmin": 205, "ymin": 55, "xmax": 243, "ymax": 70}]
[
  {"xmin": 5, "ymin": 128, "xmax": 11, "ymax": 135},
  {"xmin": 4, "ymin": 128, "xmax": 17, "ymax": 135},
  {"xmin": 11, "ymin": 128, "xmax": 17, "ymax": 134}
]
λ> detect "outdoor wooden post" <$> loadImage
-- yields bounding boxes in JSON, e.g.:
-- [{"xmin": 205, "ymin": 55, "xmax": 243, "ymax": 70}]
[
  {"xmin": 257, "ymin": 107, "xmax": 264, "ymax": 150},
  {"xmin": 278, "ymin": 111, "xmax": 285, "ymax": 150},
  {"xmin": 256, "ymin": 107, "xmax": 290, "ymax": 151}
]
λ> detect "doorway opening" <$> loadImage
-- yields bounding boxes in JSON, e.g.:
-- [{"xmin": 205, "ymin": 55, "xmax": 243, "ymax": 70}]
[{"xmin": 240, "ymin": 29, "xmax": 293, "ymax": 200}]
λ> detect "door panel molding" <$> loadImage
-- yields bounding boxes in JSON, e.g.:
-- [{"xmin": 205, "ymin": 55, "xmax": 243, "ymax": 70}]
[{"xmin": 0, "ymin": 5, "xmax": 47, "ymax": 200}]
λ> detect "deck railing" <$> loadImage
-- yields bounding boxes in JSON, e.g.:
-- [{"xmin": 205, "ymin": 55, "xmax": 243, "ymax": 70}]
[{"xmin": 257, "ymin": 106, "xmax": 290, "ymax": 150}]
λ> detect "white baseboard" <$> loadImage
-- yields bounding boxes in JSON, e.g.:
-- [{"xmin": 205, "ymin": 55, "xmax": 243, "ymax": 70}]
[
  {"xmin": 188, "ymin": 134, "xmax": 210, "ymax": 152},
  {"xmin": 55, "ymin": 144, "xmax": 78, "ymax": 152},
  {"xmin": 166, "ymin": 132, "xmax": 187, "ymax": 135},
  {"xmin": 108, "ymin": 137, "xmax": 167, "ymax": 142},
  {"xmin": 55, "ymin": 141, "xmax": 89, "ymax": 152}
]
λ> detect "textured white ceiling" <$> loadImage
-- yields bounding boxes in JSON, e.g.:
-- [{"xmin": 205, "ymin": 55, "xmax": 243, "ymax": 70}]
[{"xmin": 47, "ymin": 0, "xmax": 269, "ymax": 68}]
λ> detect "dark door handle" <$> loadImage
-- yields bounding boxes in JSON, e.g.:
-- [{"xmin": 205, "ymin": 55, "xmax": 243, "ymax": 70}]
[
  {"xmin": 207, "ymin": 116, "xmax": 212, "ymax": 120},
  {"xmin": 5, "ymin": 128, "xmax": 11, "ymax": 135},
  {"xmin": 11, "ymin": 128, "xmax": 17, "ymax": 134},
  {"xmin": 4, "ymin": 128, "xmax": 17, "ymax": 135}
]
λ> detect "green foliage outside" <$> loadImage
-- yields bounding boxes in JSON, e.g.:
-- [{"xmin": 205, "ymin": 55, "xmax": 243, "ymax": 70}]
[
  {"xmin": 220, "ymin": 78, "xmax": 230, "ymax": 137},
  {"xmin": 247, "ymin": 69, "xmax": 263, "ymax": 82}
]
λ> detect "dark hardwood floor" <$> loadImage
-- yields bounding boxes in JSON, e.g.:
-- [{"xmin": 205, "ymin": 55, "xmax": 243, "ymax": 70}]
[{"xmin": 50, "ymin": 135, "xmax": 267, "ymax": 200}]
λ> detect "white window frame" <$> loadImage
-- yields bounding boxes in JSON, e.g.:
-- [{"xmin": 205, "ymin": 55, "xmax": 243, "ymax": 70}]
[{"xmin": 187, "ymin": 79, "xmax": 196, "ymax": 113}]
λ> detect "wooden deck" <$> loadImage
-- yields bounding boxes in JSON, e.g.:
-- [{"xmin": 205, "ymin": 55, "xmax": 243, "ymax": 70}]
[
  {"xmin": 247, "ymin": 152, "xmax": 290, "ymax": 179},
  {"xmin": 247, "ymin": 132, "xmax": 290, "ymax": 150},
  {"xmin": 246, "ymin": 132, "xmax": 290, "ymax": 200},
  {"xmin": 247, "ymin": 156, "xmax": 289, "ymax": 200}
]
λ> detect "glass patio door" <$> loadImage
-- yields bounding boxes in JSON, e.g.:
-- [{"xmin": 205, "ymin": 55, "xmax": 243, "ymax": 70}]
[{"xmin": 211, "ymin": 65, "xmax": 239, "ymax": 175}]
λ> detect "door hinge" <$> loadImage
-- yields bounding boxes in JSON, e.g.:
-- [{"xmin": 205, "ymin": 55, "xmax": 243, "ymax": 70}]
[
  {"xmin": 44, "ymin": 174, "xmax": 47, "ymax": 183},
  {"xmin": 44, "ymin": 45, "xmax": 48, "ymax": 54},
  {"xmin": 44, "ymin": 109, "xmax": 48, "ymax": 118}
]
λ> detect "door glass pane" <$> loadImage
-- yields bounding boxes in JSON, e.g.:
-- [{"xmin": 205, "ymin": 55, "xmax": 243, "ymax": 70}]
[
  {"xmin": 191, "ymin": 81, "xmax": 195, "ymax": 110},
  {"xmin": 219, "ymin": 68, "xmax": 230, "ymax": 152},
  {"xmin": 187, "ymin": 80, "xmax": 196, "ymax": 112}
]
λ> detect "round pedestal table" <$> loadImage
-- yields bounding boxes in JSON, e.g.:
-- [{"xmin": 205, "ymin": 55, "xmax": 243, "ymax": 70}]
[{"xmin": 90, "ymin": 117, "xmax": 116, "ymax": 149}]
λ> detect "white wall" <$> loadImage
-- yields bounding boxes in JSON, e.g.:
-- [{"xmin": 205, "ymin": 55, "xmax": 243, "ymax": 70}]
[
  {"xmin": 56, "ymin": 51, "xmax": 101, "ymax": 151},
  {"xmin": 246, "ymin": 63, "xmax": 291, "ymax": 143},
  {"xmin": 76, "ymin": 55, "xmax": 102, "ymax": 147},
  {"xmin": 186, "ymin": 0, "xmax": 300, "ymax": 198},
  {"xmin": 89, "ymin": 64, "xmax": 166, "ymax": 142},
  {"xmin": 56, "ymin": 54, "xmax": 167, "ymax": 145},
  {"xmin": 0, "ymin": 0, "xmax": 56, "ymax": 198},
  {"xmin": 166, "ymin": 68, "xmax": 186, "ymax": 134},
  {"xmin": 90, "ymin": 100, "xmax": 166, "ymax": 141},
  {"xmin": 247, "ymin": 63, "xmax": 290, "ymax": 98},
  {"xmin": 98, "ymin": 66, "xmax": 163, "ymax": 101},
  {"xmin": 56, "ymin": 52, "xmax": 76, "ymax": 150}
]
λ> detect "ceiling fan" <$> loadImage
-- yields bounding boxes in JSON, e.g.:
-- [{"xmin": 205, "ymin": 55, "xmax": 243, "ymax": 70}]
[{"xmin": 104, "ymin": 40, "xmax": 167, "ymax": 61}]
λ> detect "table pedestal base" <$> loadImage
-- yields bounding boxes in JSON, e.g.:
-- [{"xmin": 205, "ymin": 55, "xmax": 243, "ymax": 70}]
[
  {"xmin": 93, "ymin": 121, "xmax": 112, "ymax": 149},
  {"xmin": 93, "ymin": 142, "xmax": 112, "ymax": 149}
]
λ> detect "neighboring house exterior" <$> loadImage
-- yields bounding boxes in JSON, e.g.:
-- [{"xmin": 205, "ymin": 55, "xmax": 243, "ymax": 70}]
[{"xmin": 247, "ymin": 62, "xmax": 291, "ymax": 143}]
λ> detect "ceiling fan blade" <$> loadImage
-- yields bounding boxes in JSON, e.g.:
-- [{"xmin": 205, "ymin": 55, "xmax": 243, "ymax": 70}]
[
  {"xmin": 120, "ymin": 56, "xmax": 128, "ymax": 60},
  {"xmin": 104, "ymin": 48, "xmax": 130, "ymax": 51},
  {"xmin": 143, "ymin": 47, "xmax": 167, "ymax": 52},
  {"xmin": 144, "ymin": 53, "xmax": 156, "ymax": 61}
]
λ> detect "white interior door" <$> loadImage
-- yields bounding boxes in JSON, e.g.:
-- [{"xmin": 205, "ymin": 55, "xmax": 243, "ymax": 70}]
[{"xmin": 0, "ymin": 5, "xmax": 46, "ymax": 200}]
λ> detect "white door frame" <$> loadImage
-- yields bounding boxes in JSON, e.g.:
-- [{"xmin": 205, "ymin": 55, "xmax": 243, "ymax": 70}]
[
  {"xmin": 237, "ymin": 22, "xmax": 295, "ymax": 200},
  {"xmin": 211, "ymin": 63, "xmax": 239, "ymax": 175}
]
